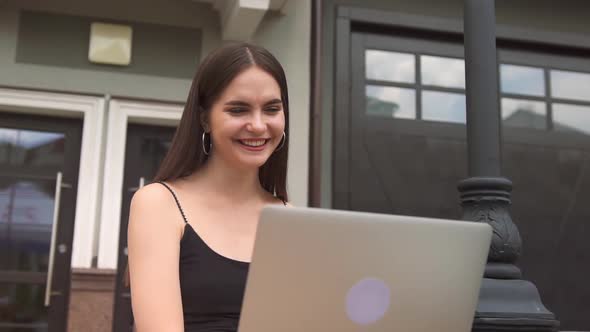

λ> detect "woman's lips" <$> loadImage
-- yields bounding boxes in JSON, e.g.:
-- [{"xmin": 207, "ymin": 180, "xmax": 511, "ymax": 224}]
[{"xmin": 236, "ymin": 138, "xmax": 270, "ymax": 151}]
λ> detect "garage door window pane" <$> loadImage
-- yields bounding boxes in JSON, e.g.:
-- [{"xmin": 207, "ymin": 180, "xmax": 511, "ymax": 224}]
[
  {"xmin": 502, "ymin": 98, "xmax": 547, "ymax": 130},
  {"xmin": 422, "ymin": 91, "xmax": 466, "ymax": 124},
  {"xmin": 366, "ymin": 85, "xmax": 416, "ymax": 119},
  {"xmin": 366, "ymin": 50, "xmax": 415, "ymax": 83},
  {"xmin": 551, "ymin": 70, "xmax": 590, "ymax": 102},
  {"xmin": 553, "ymin": 103, "xmax": 590, "ymax": 135},
  {"xmin": 421, "ymin": 55, "xmax": 465, "ymax": 89},
  {"xmin": 501, "ymin": 64, "xmax": 545, "ymax": 97}
]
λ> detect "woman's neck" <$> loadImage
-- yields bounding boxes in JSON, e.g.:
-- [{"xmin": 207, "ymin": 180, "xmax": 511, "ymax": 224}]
[{"xmin": 188, "ymin": 154, "xmax": 266, "ymax": 202}]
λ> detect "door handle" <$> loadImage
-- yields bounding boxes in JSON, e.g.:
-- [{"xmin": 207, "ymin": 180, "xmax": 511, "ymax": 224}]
[
  {"xmin": 44, "ymin": 172, "xmax": 71, "ymax": 307},
  {"xmin": 127, "ymin": 177, "xmax": 146, "ymax": 192}
]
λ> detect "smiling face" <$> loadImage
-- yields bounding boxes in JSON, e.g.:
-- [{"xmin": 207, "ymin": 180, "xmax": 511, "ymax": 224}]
[{"xmin": 205, "ymin": 66, "xmax": 286, "ymax": 170}]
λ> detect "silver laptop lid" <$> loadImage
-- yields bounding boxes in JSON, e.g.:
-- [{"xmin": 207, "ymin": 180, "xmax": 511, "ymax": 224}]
[{"xmin": 239, "ymin": 206, "xmax": 492, "ymax": 332}]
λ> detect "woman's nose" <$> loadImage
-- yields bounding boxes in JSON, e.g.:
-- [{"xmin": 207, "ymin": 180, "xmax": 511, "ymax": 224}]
[{"xmin": 247, "ymin": 113, "xmax": 266, "ymax": 132}]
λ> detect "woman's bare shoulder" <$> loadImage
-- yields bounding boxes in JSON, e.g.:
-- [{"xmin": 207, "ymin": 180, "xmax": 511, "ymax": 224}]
[
  {"xmin": 131, "ymin": 182, "xmax": 172, "ymax": 206},
  {"xmin": 127, "ymin": 182, "xmax": 185, "ymax": 331},
  {"xmin": 129, "ymin": 182, "xmax": 184, "ymax": 236}
]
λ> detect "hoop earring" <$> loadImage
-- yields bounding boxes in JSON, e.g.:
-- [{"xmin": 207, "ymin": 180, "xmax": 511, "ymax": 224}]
[
  {"xmin": 274, "ymin": 132, "xmax": 286, "ymax": 152},
  {"xmin": 202, "ymin": 132, "xmax": 211, "ymax": 155}
]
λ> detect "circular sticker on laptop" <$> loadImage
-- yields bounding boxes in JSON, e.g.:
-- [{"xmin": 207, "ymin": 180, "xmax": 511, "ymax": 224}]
[{"xmin": 345, "ymin": 277, "xmax": 391, "ymax": 326}]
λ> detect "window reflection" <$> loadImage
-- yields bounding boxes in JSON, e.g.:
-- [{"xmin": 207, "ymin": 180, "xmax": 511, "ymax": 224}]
[
  {"xmin": 551, "ymin": 70, "xmax": 590, "ymax": 102},
  {"xmin": 365, "ymin": 50, "xmax": 415, "ymax": 83},
  {"xmin": 0, "ymin": 283, "xmax": 48, "ymax": 329},
  {"xmin": 502, "ymin": 98, "xmax": 547, "ymax": 130},
  {"xmin": 421, "ymin": 55, "xmax": 465, "ymax": 88},
  {"xmin": 0, "ymin": 128, "xmax": 65, "ymax": 167},
  {"xmin": 366, "ymin": 85, "xmax": 415, "ymax": 119},
  {"xmin": 553, "ymin": 104, "xmax": 590, "ymax": 135},
  {"xmin": 500, "ymin": 64, "xmax": 545, "ymax": 97},
  {"xmin": 422, "ymin": 91, "xmax": 466, "ymax": 124},
  {"xmin": 363, "ymin": 48, "xmax": 590, "ymax": 135},
  {"xmin": 0, "ymin": 180, "xmax": 53, "ymax": 272},
  {"xmin": 140, "ymin": 138, "xmax": 172, "ymax": 171}
]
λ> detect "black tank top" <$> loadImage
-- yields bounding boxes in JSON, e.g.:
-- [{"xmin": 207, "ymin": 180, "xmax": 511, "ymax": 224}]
[{"xmin": 157, "ymin": 181, "xmax": 282, "ymax": 332}]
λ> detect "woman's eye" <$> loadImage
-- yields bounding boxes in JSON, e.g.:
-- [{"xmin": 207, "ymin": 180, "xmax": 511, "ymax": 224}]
[
  {"xmin": 228, "ymin": 108, "xmax": 247, "ymax": 114},
  {"xmin": 265, "ymin": 107, "xmax": 282, "ymax": 113}
]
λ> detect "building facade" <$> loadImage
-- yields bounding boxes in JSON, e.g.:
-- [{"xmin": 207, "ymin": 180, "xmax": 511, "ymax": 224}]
[{"xmin": 0, "ymin": 0, "xmax": 588, "ymax": 330}]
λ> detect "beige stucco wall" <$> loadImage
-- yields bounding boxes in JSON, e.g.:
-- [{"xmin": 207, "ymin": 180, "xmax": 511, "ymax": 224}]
[{"xmin": 253, "ymin": 0, "xmax": 311, "ymax": 206}]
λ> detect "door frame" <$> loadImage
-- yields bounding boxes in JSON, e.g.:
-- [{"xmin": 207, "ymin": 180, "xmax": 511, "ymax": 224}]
[
  {"xmin": 0, "ymin": 87, "xmax": 105, "ymax": 269},
  {"xmin": 0, "ymin": 112, "xmax": 83, "ymax": 331},
  {"xmin": 97, "ymin": 99, "xmax": 182, "ymax": 269},
  {"xmin": 112, "ymin": 123, "xmax": 177, "ymax": 332}
]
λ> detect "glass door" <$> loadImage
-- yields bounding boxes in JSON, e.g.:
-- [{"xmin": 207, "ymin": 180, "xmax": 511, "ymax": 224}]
[
  {"xmin": 0, "ymin": 112, "xmax": 82, "ymax": 332},
  {"xmin": 112, "ymin": 123, "xmax": 174, "ymax": 332}
]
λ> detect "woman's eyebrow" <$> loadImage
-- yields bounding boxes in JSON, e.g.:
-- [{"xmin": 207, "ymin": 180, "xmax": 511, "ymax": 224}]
[
  {"xmin": 264, "ymin": 98, "xmax": 282, "ymax": 106},
  {"xmin": 224, "ymin": 99, "xmax": 282, "ymax": 107},
  {"xmin": 224, "ymin": 100, "xmax": 250, "ymax": 107}
]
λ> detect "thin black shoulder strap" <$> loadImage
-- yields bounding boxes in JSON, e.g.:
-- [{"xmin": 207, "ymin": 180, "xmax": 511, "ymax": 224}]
[{"xmin": 156, "ymin": 181, "xmax": 189, "ymax": 224}]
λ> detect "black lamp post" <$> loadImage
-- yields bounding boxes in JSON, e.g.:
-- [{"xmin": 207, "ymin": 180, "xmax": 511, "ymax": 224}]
[{"xmin": 460, "ymin": 0, "xmax": 560, "ymax": 331}]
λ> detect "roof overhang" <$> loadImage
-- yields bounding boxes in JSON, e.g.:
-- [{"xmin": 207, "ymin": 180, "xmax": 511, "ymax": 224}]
[{"xmin": 195, "ymin": 0, "xmax": 288, "ymax": 41}]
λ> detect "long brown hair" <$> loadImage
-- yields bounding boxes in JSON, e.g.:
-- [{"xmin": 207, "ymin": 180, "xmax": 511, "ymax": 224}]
[
  {"xmin": 154, "ymin": 42, "xmax": 289, "ymax": 199},
  {"xmin": 125, "ymin": 43, "xmax": 290, "ymax": 287}
]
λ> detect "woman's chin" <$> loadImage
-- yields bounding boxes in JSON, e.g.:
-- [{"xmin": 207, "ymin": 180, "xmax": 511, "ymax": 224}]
[
  {"xmin": 213, "ymin": 145, "xmax": 274, "ymax": 169},
  {"xmin": 224, "ymin": 152, "xmax": 269, "ymax": 169},
  {"xmin": 240, "ymin": 156, "xmax": 271, "ymax": 169}
]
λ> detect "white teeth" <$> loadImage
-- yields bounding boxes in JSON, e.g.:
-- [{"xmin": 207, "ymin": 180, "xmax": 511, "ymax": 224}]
[{"xmin": 242, "ymin": 139, "xmax": 266, "ymax": 147}]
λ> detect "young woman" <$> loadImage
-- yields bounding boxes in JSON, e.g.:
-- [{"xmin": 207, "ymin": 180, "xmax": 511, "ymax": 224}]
[{"xmin": 127, "ymin": 43, "xmax": 290, "ymax": 332}]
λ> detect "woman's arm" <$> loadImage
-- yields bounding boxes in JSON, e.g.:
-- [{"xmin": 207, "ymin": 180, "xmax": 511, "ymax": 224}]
[{"xmin": 127, "ymin": 184, "xmax": 185, "ymax": 332}]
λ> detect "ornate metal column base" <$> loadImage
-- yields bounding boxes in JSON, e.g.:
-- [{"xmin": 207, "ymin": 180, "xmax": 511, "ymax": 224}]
[
  {"xmin": 474, "ymin": 278, "xmax": 559, "ymax": 332},
  {"xmin": 458, "ymin": 177, "xmax": 559, "ymax": 332}
]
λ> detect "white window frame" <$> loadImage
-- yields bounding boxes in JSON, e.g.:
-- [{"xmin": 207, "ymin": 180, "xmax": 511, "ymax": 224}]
[
  {"xmin": 0, "ymin": 87, "xmax": 105, "ymax": 268},
  {"xmin": 97, "ymin": 99, "xmax": 182, "ymax": 269}
]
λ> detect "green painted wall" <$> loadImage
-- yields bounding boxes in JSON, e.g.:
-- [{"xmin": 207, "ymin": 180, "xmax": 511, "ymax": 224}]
[{"xmin": 0, "ymin": 0, "xmax": 221, "ymax": 101}]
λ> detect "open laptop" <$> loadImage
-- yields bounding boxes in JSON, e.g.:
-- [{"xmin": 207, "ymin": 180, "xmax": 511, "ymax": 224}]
[{"xmin": 238, "ymin": 206, "xmax": 492, "ymax": 332}]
